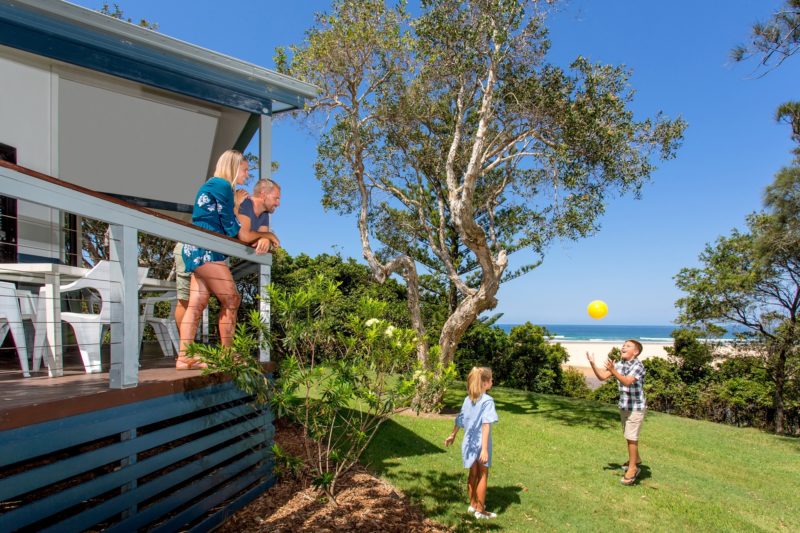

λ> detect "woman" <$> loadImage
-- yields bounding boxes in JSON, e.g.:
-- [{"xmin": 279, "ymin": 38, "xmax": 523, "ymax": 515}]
[{"xmin": 176, "ymin": 149, "xmax": 253, "ymax": 369}]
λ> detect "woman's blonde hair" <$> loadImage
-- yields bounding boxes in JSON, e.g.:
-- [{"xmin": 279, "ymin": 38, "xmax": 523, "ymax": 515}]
[
  {"xmin": 213, "ymin": 149, "xmax": 246, "ymax": 187},
  {"xmin": 467, "ymin": 367, "xmax": 492, "ymax": 404}
]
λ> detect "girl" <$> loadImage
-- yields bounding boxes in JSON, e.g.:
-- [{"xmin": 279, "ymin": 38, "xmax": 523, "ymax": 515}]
[{"xmin": 444, "ymin": 366, "xmax": 499, "ymax": 519}]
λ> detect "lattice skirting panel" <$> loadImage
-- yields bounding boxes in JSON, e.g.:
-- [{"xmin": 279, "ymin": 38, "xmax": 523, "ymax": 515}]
[{"xmin": 0, "ymin": 381, "xmax": 275, "ymax": 532}]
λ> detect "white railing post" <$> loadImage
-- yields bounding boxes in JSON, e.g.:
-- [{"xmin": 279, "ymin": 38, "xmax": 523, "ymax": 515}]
[
  {"xmin": 259, "ymin": 263, "xmax": 270, "ymax": 362},
  {"xmin": 108, "ymin": 223, "xmax": 140, "ymax": 388},
  {"xmin": 42, "ymin": 271, "xmax": 63, "ymax": 377}
]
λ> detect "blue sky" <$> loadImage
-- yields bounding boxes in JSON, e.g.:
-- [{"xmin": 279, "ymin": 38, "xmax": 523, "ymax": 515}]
[{"xmin": 73, "ymin": 0, "xmax": 797, "ymax": 325}]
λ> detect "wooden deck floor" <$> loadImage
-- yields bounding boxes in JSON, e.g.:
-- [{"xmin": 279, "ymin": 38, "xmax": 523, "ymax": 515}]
[{"xmin": 0, "ymin": 343, "xmax": 245, "ymax": 431}]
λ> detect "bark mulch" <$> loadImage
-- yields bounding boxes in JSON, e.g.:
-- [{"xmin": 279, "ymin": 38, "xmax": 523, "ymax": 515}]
[{"xmin": 218, "ymin": 419, "xmax": 451, "ymax": 533}]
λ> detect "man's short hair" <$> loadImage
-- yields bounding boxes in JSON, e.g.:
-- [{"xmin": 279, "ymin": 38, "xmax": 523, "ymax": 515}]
[{"xmin": 253, "ymin": 178, "xmax": 279, "ymax": 196}]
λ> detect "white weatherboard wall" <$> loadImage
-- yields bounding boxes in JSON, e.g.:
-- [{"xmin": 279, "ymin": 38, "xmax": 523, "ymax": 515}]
[
  {"xmin": 0, "ymin": 47, "xmax": 61, "ymax": 262},
  {"xmin": 58, "ymin": 76, "xmax": 220, "ymax": 208},
  {"xmin": 1, "ymin": 43, "xmax": 252, "ymax": 261}
]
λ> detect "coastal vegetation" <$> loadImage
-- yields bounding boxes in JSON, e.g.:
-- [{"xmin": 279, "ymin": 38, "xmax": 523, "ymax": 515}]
[{"xmin": 674, "ymin": 109, "xmax": 800, "ymax": 434}]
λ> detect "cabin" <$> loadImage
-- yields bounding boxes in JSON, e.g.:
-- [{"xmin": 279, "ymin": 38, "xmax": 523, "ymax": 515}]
[{"xmin": 0, "ymin": 0, "xmax": 316, "ymax": 530}]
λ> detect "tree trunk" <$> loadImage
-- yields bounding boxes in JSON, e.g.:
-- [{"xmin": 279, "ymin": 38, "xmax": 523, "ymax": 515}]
[
  {"xmin": 439, "ymin": 284, "xmax": 500, "ymax": 366},
  {"xmin": 448, "ymin": 281, "xmax": 458, "ymax": 315},
  {"xmin": 353, "ymin": 140, "xmax": 429, "ymax": 367},
  {"xmin": 773, "ymin": 348, "xmax": 787, "ymax": 435}
]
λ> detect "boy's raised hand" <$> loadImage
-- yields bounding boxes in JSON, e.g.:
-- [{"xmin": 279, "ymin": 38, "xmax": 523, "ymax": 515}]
[{"xmin": 586, "ymin": 351, "xmax": 595, "ymax": 364}]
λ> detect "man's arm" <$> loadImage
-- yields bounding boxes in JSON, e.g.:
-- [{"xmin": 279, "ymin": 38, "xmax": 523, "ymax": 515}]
[
  {"xmin": 235, "ymin": 211, "xmax": 261, "ymax": 242},
  {"xmin": 236, "ymin": 211, "xmax": 280, "ymax": 251},
  {"xmin": 586, "ymin": 352, "xmax": 612, "ymax": 381}
]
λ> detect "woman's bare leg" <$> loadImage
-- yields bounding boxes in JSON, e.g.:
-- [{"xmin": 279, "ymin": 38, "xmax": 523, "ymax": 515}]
[
  {"xmin": 192, "ymin": 261, "xmax": 240, "ymax": 347},
  {"xmin": 178, "ymin": 273, "xmax": 209, "ymax": 365}
]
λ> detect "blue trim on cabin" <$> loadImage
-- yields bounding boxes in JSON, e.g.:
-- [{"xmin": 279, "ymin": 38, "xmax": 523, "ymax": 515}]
[
  {"xmin": 0, "ymin": 3, "xmax": 297, "ymax": 114},
  {"xmin": 16, "ymin": 253, "xmax": 60, "ymax": 264},
  {"xmin": 0, "ymin": 380, "xmax": 276, "ymax": 532},
  {"xmin": 234, "ymin": 114, "xmax": 262, "ymax": 153}
]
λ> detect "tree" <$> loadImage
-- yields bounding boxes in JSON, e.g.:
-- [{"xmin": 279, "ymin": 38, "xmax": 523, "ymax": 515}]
[
  {"xmin": 664, "ymin": 328, "xmax": 714, "ymax": 384},
  {"xmin": 777, "ymin": 101, "xmax": 800, "ymax": 160},
  {"xmin": 282, "ymin": 0, "xmax": 684, "ymax": 406},
  {"xmin": 675, "ymin": 110, "xmax": 800, "ymax": 434},
  {"xmin": 277, "ymin": 0, "xmax": 431, "ymax": 366},
  {"xmin": 731, "ymin": 0, "xmax": 800, "ymax": 74}
]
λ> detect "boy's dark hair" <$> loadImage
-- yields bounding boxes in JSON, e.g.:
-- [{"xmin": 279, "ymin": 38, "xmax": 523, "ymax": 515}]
[{"xmin": 626, "ymin": 339, "xmax": 643, "ymax": 357}]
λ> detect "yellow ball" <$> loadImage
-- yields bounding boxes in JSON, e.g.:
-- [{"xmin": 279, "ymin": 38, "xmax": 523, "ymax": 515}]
[{"xmin": 587, "ymin": 300, "xmax": 608, "ymax": 320}]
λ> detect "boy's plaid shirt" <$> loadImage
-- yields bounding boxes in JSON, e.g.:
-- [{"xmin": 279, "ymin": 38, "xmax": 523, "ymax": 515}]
[{"xmin": 615, "ymin": 358, "xmax": 646, "ymax": 411}]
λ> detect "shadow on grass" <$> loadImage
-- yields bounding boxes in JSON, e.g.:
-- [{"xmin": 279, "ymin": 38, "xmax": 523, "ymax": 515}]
[
  {"xmin": 602, "ymin": 462, "xmax": 652, "ymax": 486},
  {"xmin": 364, "ymin": 417, "xmax": 445, "ymax": 472},
  {"xmin": 530, "ymin": 396, "xmax": 619, "ymax": 430},
  {"xmin": 480, "ymin": 388, "xmax": 618, "ymax": 430},
  {"xmin": 493, "ymin": 393, "xmax": 539, "ymax": 415},
  {"xmin": 378, "ymin": 465, "xmax": 520, "ymax": 532}
]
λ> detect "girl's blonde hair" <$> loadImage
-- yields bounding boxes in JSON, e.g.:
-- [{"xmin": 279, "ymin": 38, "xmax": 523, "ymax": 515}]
[
  {"xmin": 213, "ymin": 149, "xmax": 246, "ymax": 187},
  {"xmin": 467, "ymin": 366, "xmax": 492, "ymax": 404}
]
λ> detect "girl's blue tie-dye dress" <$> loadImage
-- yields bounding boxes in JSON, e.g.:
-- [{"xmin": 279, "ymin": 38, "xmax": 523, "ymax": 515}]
[
  {"xmin": 182, "ymin": 176, "xmax": 241, "ymax": 273},
  {"xmin": 455, "ymin": 393, "xmax": 499, "ymax": 468}
]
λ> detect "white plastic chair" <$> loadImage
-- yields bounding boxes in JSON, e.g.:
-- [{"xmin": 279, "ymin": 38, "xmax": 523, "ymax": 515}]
[
  {"xmin": 33, "ymin": 261, "xmax": 149, "ymax": 374},
  {"xmin": 139, "ymin": 292, "xmax": 180, "ymax": 357},
  {"xmin": 0, "ymin": 281, "xmax": 31, "ymax": 377}
]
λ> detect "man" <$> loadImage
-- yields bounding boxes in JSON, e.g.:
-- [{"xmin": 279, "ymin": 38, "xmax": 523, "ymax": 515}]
[{"xmin": 236, "ymin": 178, "xmax": 281, "ymax": 253}]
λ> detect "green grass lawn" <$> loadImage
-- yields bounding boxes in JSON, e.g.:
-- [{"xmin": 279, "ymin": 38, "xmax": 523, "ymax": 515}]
[{"xmin": 362, "ymin": 384, "xmax": 800, "ymax": 532}]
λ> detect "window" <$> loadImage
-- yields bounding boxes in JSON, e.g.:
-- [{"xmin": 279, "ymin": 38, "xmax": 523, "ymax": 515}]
[{"xmin": 0, "ymin": 143, "xmax": 17, "ymax": 263}]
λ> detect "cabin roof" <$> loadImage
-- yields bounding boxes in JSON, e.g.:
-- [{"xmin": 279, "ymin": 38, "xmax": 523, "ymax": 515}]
[{"xmin": 0, "ymin": 0, "xmax": 317, "ymax": 115}]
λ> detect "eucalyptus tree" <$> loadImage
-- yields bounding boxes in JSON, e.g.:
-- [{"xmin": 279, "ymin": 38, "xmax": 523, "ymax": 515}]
[{"xmin": 282, "ymin": 0, "xmax": 685, "ymax": 387}]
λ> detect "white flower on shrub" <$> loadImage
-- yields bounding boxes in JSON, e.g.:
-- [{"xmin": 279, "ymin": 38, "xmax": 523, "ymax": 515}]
[
  {"xmin": 365, "ymin": 318, "xmax": 380, "ymax": 327},
  {"xmin": 384, "ymin": 325, "xmax": 396, "ymax": 338}
]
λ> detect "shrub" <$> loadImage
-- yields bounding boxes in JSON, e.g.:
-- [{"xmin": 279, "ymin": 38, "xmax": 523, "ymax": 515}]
[
  {"xmin": 590, "ymin": 380, "xmax": 618, "ymax": 405},
  {"xmin": 562, "ymin": 367, "xmax": 591, "ymax": 399},
  {"xmin": 455, "ymin": 322, "xmax": 510, "ymax": 379},
  {"xmin": 494, "ymin": 323, "xmax": 569, "ymax": 394},
  {"xmin": 642, "ymin": 358, "xmax": 685, "ymax": 414},
  {"xmin": 268, "ymin": 275, "xmax": 418, "ymax": 501},
  {"xmin": 665, "ymin": 328, "xmax": 714, "ymax": 383}
]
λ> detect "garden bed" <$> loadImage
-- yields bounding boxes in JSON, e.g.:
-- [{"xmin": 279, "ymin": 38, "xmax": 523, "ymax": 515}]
[{"xmin": 218, "ymin": 419, "xmax": 450, "ymax": 532}]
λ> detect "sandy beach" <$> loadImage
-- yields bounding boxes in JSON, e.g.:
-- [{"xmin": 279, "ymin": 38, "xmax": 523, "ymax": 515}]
[
  {"xmin": 553, "ymin": 340, "xmax": 670, "ymax": 388},
  {"xmin": 555, "ymin": 340, "xmax": 670, "ymax": 369}
]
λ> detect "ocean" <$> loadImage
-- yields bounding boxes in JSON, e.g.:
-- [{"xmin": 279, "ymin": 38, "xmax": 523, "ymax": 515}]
[{"xmin": 495, "ymin": 324, "xmax": 733, "ymax": 342}]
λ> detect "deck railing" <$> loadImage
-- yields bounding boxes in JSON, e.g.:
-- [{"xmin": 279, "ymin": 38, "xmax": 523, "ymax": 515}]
[{"xmin": 0, "ymin": 160, "xmax": 271, "ymax": 388}]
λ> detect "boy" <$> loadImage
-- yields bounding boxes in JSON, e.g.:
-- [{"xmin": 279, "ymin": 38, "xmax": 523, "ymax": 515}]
[{"xmin": 586, "ymin": 339, "xmax": 646, "ymax": 486}]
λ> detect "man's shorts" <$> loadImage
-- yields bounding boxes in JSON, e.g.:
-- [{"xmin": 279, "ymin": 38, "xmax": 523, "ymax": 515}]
[
  {"xmin": 620, "ymin": 409, "xmax": 645, "ymax": 441},
  {"xmin": 174, "ymin": 242, "xmax": 190, "ymax": 301}
]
